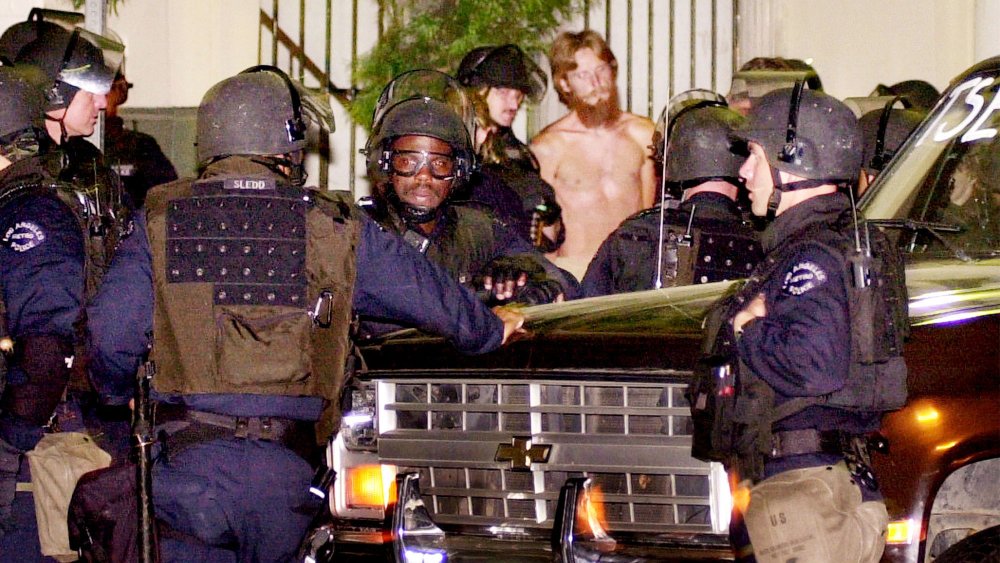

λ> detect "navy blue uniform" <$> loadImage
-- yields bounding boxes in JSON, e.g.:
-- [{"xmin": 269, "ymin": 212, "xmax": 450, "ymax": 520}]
[
  {"xmin": 0, "ymin": 153, "xmax": 151, "ymax": 558},
  {"xmin": 361, "ymin": 198, "xmax": 574, "ymax": 313},
  {"xmin": 735, "ymin": 193, "xmax": 881, "ymax": 488},
  {"xmin": 582, "ymin": 192, "xmax": 759, "ymax": 297},
  {"xmin": 145, "ymin": 161, "xmax": 505, "ymax": 563}
]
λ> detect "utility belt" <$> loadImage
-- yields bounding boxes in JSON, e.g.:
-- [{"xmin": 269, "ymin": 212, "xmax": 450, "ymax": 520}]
[
  {"xmin": 153, "ymin": 403, "xmax": 318, "ymax": 465},
  {"xmin": 768, "ymin": 429, "xmax": 853, "ymax": 459},
  {"xmin": 767, "ymin": 429, "xmax": 887, "ymax": 491}
]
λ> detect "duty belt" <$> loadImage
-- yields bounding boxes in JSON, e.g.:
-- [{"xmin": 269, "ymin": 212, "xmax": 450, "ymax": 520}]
[
  {"xmin": 153, "ymin": 403, "xmax": 319, "ymax": 465},
  {"xmin": 768, "ymin": 429, "xmax": 852, "ymax": 458}
]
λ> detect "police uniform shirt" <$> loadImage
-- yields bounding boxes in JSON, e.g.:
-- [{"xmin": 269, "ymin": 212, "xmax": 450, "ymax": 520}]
[
  {"xmin": 0, "ymin": 156, "xmax": 86, "ymax": 341},
  {"xmin": 735, "ymin": 193, "xmax": 881, "ymax": 442}
]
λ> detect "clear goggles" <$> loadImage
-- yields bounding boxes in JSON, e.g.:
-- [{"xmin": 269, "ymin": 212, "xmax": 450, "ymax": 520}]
[{"xmin": 389, "ymin": 150, "xmax": 457, "ymax": 180}]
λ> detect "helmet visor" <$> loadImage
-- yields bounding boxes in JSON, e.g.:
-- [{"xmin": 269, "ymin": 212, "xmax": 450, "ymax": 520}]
[
  {"xmin": 372, "ymin": 69, "xmax": 476, "ymax": 144},
  {"xmin": 293, "ymin": 80, "xmax": 335, "ymax": 133},
  {"xmin": 728, "ymin": 70, "xmax": 814, "ymax": 110},
  {"xmin": 58, "ymin": 28, "xmax": 124, "ymax": 95}
]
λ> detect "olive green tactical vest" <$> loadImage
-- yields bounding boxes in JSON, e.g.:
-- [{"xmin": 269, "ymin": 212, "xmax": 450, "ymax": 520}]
[{"xmin": 145, "ymin": 175, "xmax": 358, "ymax": 402}]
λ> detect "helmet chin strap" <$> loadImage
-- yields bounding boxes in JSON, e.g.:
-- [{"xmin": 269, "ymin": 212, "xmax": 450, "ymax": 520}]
[
  {"xmin": 766, "ymin": 165, "xmax": 832, "ymax": 219},
  {"xmin": 44, "ymin": 113, "xmax": 69, "ymax": 145},
  {"xmin": 386, "ymin": 189, "xmax": 440, "ymax": 226}
]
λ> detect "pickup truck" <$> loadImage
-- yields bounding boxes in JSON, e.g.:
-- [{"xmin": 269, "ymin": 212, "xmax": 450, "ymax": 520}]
[{"xmin": 307, "ymin": 56, "xmax": 1000, "ymax": 563}]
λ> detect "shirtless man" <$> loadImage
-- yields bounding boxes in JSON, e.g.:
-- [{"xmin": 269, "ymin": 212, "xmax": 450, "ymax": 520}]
[{"xmin": 531, "ymin": 30, "xmax": 656, "ymax": 280}]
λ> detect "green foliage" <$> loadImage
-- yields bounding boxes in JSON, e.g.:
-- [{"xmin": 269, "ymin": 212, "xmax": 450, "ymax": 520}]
[{"xmin": 350, "ymin": 0, "xmax": 588, "ymax": 129}]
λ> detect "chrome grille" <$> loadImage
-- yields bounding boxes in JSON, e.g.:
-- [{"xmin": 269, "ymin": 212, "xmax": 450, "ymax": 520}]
[{"xmin": 374, "ymin": 375, "xmax": 720, "ymax": 535}]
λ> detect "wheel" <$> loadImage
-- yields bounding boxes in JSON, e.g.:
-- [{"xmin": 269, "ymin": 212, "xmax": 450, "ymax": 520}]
[{"xmin": 934, "ymin": 525, "xmax": 1000, "ymax": 563}]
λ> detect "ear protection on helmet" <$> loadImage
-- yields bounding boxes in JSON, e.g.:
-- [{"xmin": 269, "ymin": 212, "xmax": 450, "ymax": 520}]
[{"xmin": 239, "ymin": 65, "xmax": 306, "ymax": 143}]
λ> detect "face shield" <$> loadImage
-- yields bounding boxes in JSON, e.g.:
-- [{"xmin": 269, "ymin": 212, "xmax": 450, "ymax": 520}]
[
  {"xmin": 371, "ymin": 69, "xmax": 476, "ymax": 147},
  {"xmin": 727, "ymin": 70, "xmax": 817, "ymax": 116},
  {"xmin": 57, "ymin": 28, "xmax": 124, "ymax": 96},
  {"xmin": 653, "ymin": 89, "xmax": 730, "ymax": 164}
]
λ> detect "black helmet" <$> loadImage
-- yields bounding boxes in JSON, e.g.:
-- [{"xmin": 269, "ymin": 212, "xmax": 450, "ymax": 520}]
[
  {"xmin": 664, "ymin": 105, "xmax": 746, "ymax": 190},
  {"xmin": 859, "ymin": 100, "xmax": 926, "ymax": 174},
  {"xmin": 0, "ymin": 66, "xmax": 47, "ymax": 157},
  {"xmin": 365, "ymin": 70, "xmax": 476, "ymax": 188},
  {"xmin": 15, "ymin": 27, "xmax": 123, "ymax": 110},
  {"xmin": 652, "ymin": 88, "xmax": 728, "ymax": 167},
  {"xmin": 733, "ymin": 84, "xmax": 862, "ymax": 183},
  {"xmin": 197, "ymin": 65, "xmax": 334, "ymax": 174},
  {"xmin": 456, "ymin": 44, "xmax": 547, "ymax": 102},
  {"xmin": 0, "ymin": 8, "xmax": 82, "ymax": 64}
]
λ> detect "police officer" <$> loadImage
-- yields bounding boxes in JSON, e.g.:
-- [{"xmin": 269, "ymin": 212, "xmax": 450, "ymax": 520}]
[
  {"xmin": 129, "ymin": 66, "xmax": 522, "ymax": 562},
  {"xmin": 13, "ymin": 24, "xmax": 129, "ymax": 217},
  {"xmin": 722, "ymin": 85, "xmax": 908, "ymax": 563},
  {"xmin": 0, "ymin": 63, "xmax": 150, "ymax": 557},
  {"xmin": 363, "ymin": 69, "xmax": 572, "ymax": 309},
  {"xmin": 581, "ymin": 91, "xmax": 760, "ymax": 296},
  {"xmin": 456, "ymin": 45, "xmax": 564, "ymax": 251}
]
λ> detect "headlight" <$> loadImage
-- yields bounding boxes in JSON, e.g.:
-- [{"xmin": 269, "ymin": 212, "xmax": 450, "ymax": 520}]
[{"xmin": 341, "ymin": 383, "xmax": 377, "ymax": 451}]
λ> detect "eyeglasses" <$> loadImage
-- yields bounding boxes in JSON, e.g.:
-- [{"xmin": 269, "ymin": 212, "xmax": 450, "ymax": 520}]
[
  {"xmin": 390, "ymin": 150, "xmax": 457, "ymax": 180},
  {"xmin": 567, "ymin": 63, "xmax": 615, "ymax": 84}
]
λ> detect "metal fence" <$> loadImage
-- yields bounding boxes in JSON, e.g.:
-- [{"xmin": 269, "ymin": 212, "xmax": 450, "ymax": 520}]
[{"xmin": 257, "ymin": 0, "xmax": 738, "ymax": 196}]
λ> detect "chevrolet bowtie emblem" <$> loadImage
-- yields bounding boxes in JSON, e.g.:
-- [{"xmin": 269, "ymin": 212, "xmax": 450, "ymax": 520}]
[{"xmin": 495, "ymin": 437, "xmax": 551, "ymax": 470}]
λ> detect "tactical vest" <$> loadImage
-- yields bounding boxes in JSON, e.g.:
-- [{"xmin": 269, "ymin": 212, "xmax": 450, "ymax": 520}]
[
  {"xmin": 660, "ymin": 211, "xmax": 760, "ymax": 287},
  {"xmin": 689, "ymin": 218, "xmax": 909, "ymax": 471},
  {"xmin": 613, "ymin": 204, "xmax": 759, "ymax": 291},
  {"xmin": 146, "ymin": 176, "xmax": 358, "ymax": 402}
]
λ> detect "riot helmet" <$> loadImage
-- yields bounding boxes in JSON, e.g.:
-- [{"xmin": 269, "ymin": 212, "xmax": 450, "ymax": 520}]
[
  {"xmin": 457, "ymin": 44, "xmax": 547, "ymax": 102},
  {"xmin": 733, "ymin": 83, "xmax": 861, "ymax": 217},
  {"xmin": 196, "ymin": 65, "xmax": 334, "ymax": 185},
  {"xmin": 365, "ymin": 70, "xmax": 476, "ymax": 225},
  {"xmin": 663, "ymin": 105, "xmax": 746, "ymax": 193},
  {"xmin": 0, "ymin": 66, "xmax": 48, "ymax": 163},
  {"xmin": 734, "ymin": 83, "xmax": 861, "ymax": 182},
  {"xmin": 652, "ymin": 89, "xmax": 728, "ymax": 167},
  {"xmin": 0, "ymin": 8, "xmax": 82, "ymax": 65},
  {"xmin": 366, "ymin": 70, "xmax": 476, "ymax": 184},
  {"xmin": 16, "ymin": 26, "xmax": 123, "ymax": 110},
  {"xmin": 859, "ymin": 98, "xmax": 925, "ymax": 174}
]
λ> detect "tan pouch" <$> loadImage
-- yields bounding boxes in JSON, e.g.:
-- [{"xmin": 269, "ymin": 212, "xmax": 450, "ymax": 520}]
[
  {"xmin": 745, "ymin": 462, "xmax": 888, "ymax": 563},
  {"xmin": 26, "ymin": 432, "xmax": 112, "ymax": 561}
]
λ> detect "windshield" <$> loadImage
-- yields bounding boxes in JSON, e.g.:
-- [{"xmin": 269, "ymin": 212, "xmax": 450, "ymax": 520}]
[{"xmin": 861, "ymin": 60, "xmax": 1000, "ymax": 257}]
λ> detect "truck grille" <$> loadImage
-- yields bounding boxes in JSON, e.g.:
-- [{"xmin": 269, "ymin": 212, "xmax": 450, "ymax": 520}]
[{"xmin": 373, "ymin": 374, "xmax": 721, "ymax": 535}]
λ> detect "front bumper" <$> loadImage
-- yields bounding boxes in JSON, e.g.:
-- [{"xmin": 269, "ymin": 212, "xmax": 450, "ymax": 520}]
[{"xmin": 305, "ymin": 472, "xmax": 734, "ymax": 563}]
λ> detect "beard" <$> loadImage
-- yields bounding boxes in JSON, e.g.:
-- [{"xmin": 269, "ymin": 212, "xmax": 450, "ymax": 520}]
[{"xmin": 572, "ymin": 88, "xmax": 620, "ymax": 128}]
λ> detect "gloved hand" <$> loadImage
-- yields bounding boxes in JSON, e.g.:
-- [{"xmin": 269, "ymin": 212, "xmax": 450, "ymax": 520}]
[{"xmin": 481, "ymin": 260, "xmax": 529, "ymax": 303}]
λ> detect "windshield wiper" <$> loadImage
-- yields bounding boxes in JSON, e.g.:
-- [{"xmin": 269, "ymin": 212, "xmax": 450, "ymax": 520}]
[{"xmin": 867, "ymin": 218, "xmax": 971, "ymax": 262}]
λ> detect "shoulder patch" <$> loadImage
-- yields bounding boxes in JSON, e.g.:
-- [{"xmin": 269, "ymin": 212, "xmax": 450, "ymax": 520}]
[
  {"xmin": 2, "ymin": 221, "xmax": 46, "ymax": 252},
  {"xmin": 781, "ymin": 260, "xmax": 827, "ymax": 295}
]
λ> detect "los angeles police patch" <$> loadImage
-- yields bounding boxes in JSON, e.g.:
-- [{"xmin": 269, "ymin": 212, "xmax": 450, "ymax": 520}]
[
  {"xmin": 782, "ymin": 261, "xmax": 827, "ymax": 295},
  {"xmin": 2, "ymin": 221, "xmax": 46, "ymax": 252}
]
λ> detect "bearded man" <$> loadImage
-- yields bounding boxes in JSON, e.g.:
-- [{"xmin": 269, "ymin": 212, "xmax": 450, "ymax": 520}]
[{"xmin": 530, "ymin": 30, "xmax": 656, "ymax": 280}]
